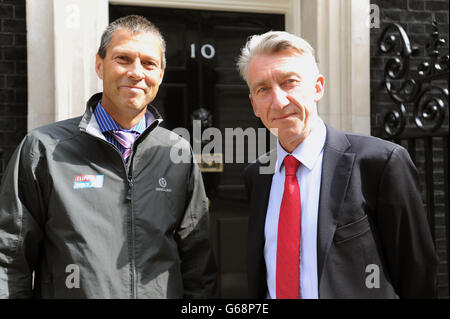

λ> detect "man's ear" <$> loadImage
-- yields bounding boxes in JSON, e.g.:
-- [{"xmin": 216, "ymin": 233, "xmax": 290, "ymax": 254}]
[
  {"xmin": 314, "ymin": 74, "xmax": 325, "ymax": 102},
  {"xmin": 249, "ymin": 94, "xmax": 260, "ymax": 118},
  {"xmin": 95, "ymin": 54, "xmax": 104, "ymax": 80}
]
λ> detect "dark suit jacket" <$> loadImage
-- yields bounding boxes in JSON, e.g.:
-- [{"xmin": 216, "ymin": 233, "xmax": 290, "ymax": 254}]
[{"xmin": 244, "ymin": 124, "xmax": 438, "ymax": 298}]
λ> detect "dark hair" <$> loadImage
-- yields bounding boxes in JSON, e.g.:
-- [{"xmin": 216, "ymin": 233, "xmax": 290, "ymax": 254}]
[{"xmin": 97, "ymin": 15, "xmax": 166, "ymax": 68}]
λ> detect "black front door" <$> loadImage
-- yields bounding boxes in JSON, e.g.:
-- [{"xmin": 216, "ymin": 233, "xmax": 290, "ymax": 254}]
[{"xmin": 110, "ymin": 5, "xmax": 284, "ymax": 298}]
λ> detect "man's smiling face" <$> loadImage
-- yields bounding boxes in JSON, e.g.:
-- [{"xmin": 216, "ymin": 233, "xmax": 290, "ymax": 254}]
[{"xmin": 95, "ymin": 28, "xmax": 165, "ymax": 127}]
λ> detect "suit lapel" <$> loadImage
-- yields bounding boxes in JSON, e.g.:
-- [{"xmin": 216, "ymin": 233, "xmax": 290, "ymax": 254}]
[
  {"xmin": 246, "ymin": 150, "xmax": 276, "ymax": 297},
  {"xmin": 317, "ymin": 125, "xmax": 355, "ymax": 287},
  {"xmin": 252, "ymin": 170, "xmax": 273, "ymax": 245},
  {"xmin": 250, "ymin": 151, "xmax": 276, "ymax": 256}
]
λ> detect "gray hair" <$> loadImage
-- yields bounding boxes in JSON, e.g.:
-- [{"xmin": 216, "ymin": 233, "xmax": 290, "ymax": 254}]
[
  {"xmin": 97, "ymin": 15, "xmax": 166, "ymax": 69},
  {"xmin": 237, "ymin": 31, "xmax": 316, "ymax": 83}
]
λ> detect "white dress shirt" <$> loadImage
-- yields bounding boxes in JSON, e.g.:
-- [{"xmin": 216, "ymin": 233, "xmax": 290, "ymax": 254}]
[{"xmin": 264, "ymin": 118, "xmax": 326, "ymax": 299}]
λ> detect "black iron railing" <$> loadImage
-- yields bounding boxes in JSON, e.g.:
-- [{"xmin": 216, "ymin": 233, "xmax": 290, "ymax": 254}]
[{"xmin": 379, "ymin": 20, "xmax": 449, "ymax": 298}]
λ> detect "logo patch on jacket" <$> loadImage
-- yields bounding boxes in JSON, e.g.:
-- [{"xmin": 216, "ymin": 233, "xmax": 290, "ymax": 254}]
[
  {"xmin": 156, "ymin": 177, "xmax": 172, "ymax": 192},
  {"xmin": 73, "ymin": 175, "xmax": 104, "ymax": 189}
]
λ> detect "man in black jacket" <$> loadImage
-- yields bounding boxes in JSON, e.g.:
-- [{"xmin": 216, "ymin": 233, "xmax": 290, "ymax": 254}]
[{"xmin": 0, "ymin": 15, "xmax": 217, "ymax": 299}]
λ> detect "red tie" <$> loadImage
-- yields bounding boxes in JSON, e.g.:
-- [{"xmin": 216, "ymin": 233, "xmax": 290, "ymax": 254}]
[{"xmin": 276, "ymin": 155, "xmax": 301, "ymax": 299}]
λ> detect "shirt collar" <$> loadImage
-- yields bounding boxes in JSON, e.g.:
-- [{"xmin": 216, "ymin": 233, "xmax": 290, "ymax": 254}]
[
  {"xmin": 275, "ymin": 117, "xmax": 327, "ymax": 173},
  {"xmin": 94, "ymin": 101, "xmax": 148, "ymax": 134}
]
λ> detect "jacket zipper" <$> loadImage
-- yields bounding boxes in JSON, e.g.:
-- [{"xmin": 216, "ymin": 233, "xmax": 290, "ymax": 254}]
[
  {"xmin": 81, "ymin": 132, "xmax": 138, "ymax": 299},
  {"xmin": 124, "ymin": 124, "xmax": 157, "ymax": 298},
  {"xmin": 127, "ymin": 153, "xmax": 137, "ymax": 299}
]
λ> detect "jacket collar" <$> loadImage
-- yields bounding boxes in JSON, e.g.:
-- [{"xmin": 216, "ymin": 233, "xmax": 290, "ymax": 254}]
[{"xmin": 78, "ymin": 92, "xmax": 163, "ymax": 138}]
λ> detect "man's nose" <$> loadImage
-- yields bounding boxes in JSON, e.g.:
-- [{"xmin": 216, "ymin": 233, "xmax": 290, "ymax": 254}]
[
  {"xmin": 272, "ymin": 85, "xmax": 290, "ymax": 109},
  {"xmin": 127, "ymin": 59, "xmax": 145, "ymax": 80}
]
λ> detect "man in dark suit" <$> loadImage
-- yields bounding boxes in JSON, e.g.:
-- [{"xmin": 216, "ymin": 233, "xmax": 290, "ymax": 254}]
[{"xmin": 237, "ymin": 31, "xmax": 438, "ymax": 299}]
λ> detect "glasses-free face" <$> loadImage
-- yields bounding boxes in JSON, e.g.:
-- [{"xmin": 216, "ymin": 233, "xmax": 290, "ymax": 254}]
[
  {"xmin": 247, "ymin": 49, "xmax": 324, "ymax": 153},
  {"xmin": 95, "ymin": 28, "xmax": 165, "ymax": 129}
]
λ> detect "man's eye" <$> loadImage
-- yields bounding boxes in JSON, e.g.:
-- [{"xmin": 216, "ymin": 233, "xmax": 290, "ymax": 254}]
[
  {"xmin": 117, "ymin": 56, "xmax": 128, "ymax": 62},
  {"xmin": 283, "ymin": 79, "xmax": 299, "ymax": 88},
  {"xmin": 143, "ymin": 61, "xmax": 157, "ymax": 67},
  {"xmin": 257, "ymin": 87, "xmax": 267, "ymax": 94}
]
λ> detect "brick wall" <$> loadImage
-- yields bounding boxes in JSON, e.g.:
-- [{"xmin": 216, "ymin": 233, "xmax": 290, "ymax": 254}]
[
  {"xmin": 370, "ymin": 0, "xmax": 449, "ymax": 298},
  {"xmin": 0, "ymin": 0, "xmax": 27, "ymax": 182}
]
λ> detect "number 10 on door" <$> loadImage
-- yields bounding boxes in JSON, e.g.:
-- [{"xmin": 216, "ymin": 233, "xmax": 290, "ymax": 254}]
[{"xmin": 190, "ymin": 43, "xmax": 216, "ymax": 59}]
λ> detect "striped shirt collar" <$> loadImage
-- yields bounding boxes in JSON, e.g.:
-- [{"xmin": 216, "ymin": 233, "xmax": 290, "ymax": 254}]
[{"xmin": 94, "ymin": 101, "xmax": 146, "ymax": 134}]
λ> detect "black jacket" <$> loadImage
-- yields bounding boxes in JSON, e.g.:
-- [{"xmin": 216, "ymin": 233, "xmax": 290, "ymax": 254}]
[
  {"xmin": 245, "ymin": 124, "xmax": 438, "ymax": 298},
  {"xmin": 0, "ymin": 93, "xmax": 217, "ymax": 298}
]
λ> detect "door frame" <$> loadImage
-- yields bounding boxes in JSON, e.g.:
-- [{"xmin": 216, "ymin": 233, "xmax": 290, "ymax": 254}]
[{"xmin": 110, "ymin": 0, "xmax": 301, "ymax": 35}]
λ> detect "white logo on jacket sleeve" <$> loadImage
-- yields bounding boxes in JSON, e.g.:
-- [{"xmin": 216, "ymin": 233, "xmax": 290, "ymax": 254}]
[
  {"xmin": 73, "ymin": 175, "xmax": 104, "ymax": 189},
  {"xmin": 156, "ymin": 177, "xmax": 172, "ymax": 192}
]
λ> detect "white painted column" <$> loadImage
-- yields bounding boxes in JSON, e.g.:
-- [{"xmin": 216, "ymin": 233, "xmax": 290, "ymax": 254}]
[
  {"xmin": 26, "ymin": 0, "xmax": 55, "ymax": 131},
  {"xmin": 53, "ymin": 0, "xmax": 108, "ymax": 123},
  {"xmin": 349, "ymin": 0, "xmax": 371, "ymax": 135},
  {"xmin": 286, "ymin": 0, "xmax": 301, "ymax": 36},
  {"xmin": 26, "ymin": 0, "xmax": 108, "ymax": 131},
  {"xmin": 309, "ymin": 0, "xmax": 371, "ymax": 135}
]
